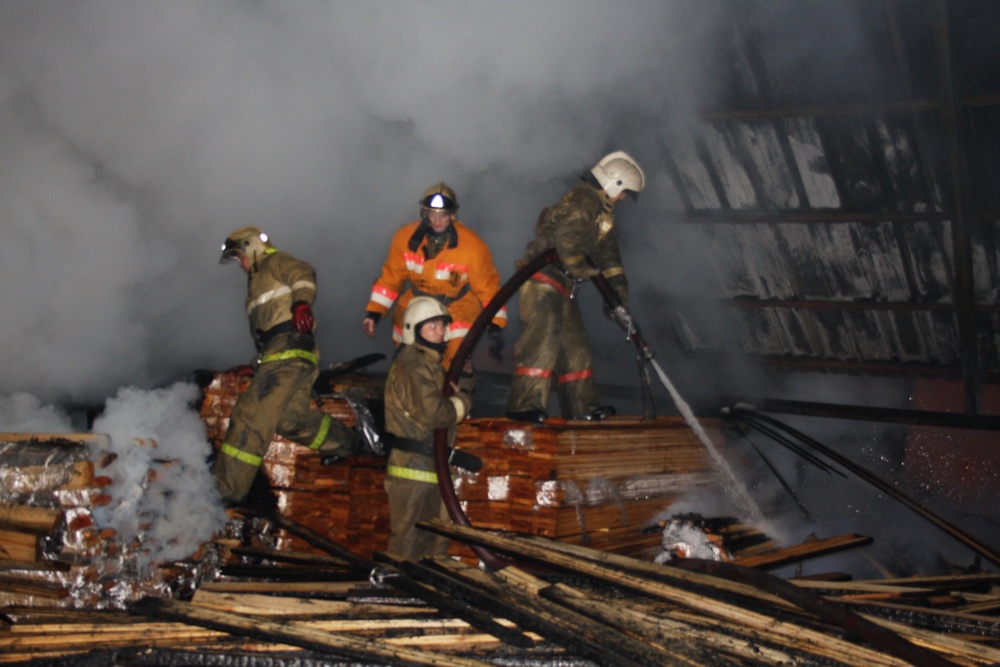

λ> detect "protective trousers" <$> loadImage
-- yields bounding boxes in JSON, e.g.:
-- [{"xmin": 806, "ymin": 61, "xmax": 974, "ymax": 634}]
[
  {"xmin": 214, "ymin": 355, "xmax": 356, "ymax": 504},
  {"xmin": 384, "ymin": 449, "xmax": 450, "ymax": 559},
  {"xmin": 506, "ymin": 278, "xmax": 599, "ymax": 419}
]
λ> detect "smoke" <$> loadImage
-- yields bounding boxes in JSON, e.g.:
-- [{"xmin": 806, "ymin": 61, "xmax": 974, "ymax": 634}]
[
  {"xmin": 0, "ymin": 392, "xmax": 76, "ymax": 432},
  {"xmin": 90, "ymin": 382, "xmax": 227, "ymax": 570},
  {"xmin": 0, "ymin": 383, "xmax": 225, "ymax": 573},
  {"xmin": 2, "ymin": 2, "xmax": 988, "ymax": 577},
  {"xmin": 0, "ymin": 1, "xmax": 727, "ymax": 405}
]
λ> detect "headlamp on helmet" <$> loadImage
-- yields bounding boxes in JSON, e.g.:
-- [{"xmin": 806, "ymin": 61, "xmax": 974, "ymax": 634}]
[
  {"xmin": 220, "ymin": 227, "xmax": 272, "ymax": 264},
  {"xmin": 419, "ymin": 182, "xmax": 458, "ymax": 214}
]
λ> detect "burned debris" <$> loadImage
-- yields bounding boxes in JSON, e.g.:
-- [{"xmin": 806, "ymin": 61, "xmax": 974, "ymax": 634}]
[{"xmin": 1, "ymin": 370, "xmax": 999, "ymax": 666}]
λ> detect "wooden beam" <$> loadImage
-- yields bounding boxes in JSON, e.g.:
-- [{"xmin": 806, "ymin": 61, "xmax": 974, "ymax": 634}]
[
  {"xmin": 423, "ymin": 520, "xmax": 955, "ymax": 667},
  {"xmin": 131, "ymin": 597, "xmax": 496, "ymax": 667},
  {"xmin": 733, "ymin": 533, "xmax": 874, "ymax": 570}
]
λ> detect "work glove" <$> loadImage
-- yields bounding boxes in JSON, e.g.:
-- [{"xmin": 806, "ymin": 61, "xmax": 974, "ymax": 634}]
[
  {"xmin": 605, "ymin": 304, "xmax": 634, "ymax": 335},
  {"xmin": 602, "ymin": 287, "xmax": 629, "ymax": 320},
  {"xmin": 291, "ymin": 302, "xmax": 315, "ymax": 334},
  {"xmin": 486, "ymin": 324, "xmax": 505, "ymax": 362}
]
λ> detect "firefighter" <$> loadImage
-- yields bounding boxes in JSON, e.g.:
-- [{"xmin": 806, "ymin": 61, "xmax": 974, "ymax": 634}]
[
  {"xmin": 362, "ymin": 183, "xmax": 506, "ymax": 369},
  {"xmin": 214, "ymin": 226, "xmax": 359, "ymax": 505},
  {"xmin": 383, "ymin": 297, "xmax": 474, "ymax": 559},
  {"xmin": 505, "ymin": 151, "xmax": 646, "ymax": 423}
]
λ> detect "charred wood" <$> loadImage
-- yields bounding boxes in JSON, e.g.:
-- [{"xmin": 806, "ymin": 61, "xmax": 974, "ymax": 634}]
[
  {"xmin": 130, "ymin": 597, "xmax": 496, "ymax": 667},
  {"xmin": 374, "ymin": 553, "xmax": 539, "ymax": 648}
]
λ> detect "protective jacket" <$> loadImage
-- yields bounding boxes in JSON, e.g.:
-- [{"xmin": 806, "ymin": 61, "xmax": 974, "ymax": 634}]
[
  {"xmin": 507, "ymin": 183, "xmax": 627, "ymax": 419},
  {"xmin": 521, "ymin": 182, "xmax": 628, "ymax": 305},
  {"xmin": 366, "ymin": 220, "xmax": 506, "ymax": 362},
  {"xmin": 384, "ymin": 343, "xmax": 473, "ymax": 450},
  {"xmin": 383, "ymin": 342, "xmax": 473, "ymax": 559},
  {"xmin": 214, "ymin": 248, "xmax": 356, "ymax": 505},
  {"xmin": 247, "ymin": 249, "xmax": 318, "ymax": 349}
]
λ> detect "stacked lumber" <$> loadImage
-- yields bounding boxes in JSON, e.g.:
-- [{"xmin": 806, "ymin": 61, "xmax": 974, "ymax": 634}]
[
  {"xmin": 3, "ymin": 514, "xmax": 997, "ymax": 666},
  {"xmin": 198, "ymin": 371, "xmax": 390, "ymax": 560},
  {"xmin": 198, "ymin": 372, "xmax": 735, "ymax": 563},
  {"xmin": 266, "ymin": 439, "xmax": 389, "ymax": 558},
  {"xmin": 450, "ymin": 416, "xmax": 721, "ymax": 559},
  {"xmin": 0, "ymin": 503, "xmax": 64, "ymax": 563},
  {"xmin": 197, "ymin": 371, "xmax": 359, "ymax": 446}
]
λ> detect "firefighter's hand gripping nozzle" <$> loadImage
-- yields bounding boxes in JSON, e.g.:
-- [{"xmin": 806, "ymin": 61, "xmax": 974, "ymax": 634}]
[
  {"xmin": 609, "ymin": 304, "xmax": 635, "ymax": 340},
  {"xmin": 606, "ymin": 298, "xmax": 654, "ymax": 362}
]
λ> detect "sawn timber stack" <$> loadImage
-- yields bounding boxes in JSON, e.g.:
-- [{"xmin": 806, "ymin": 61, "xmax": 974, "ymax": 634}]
[
  {"xmin": 451, "ymin": 416, "xmax": 722, "ymax": 560},
  {"xmin": 199, "ymin": 370, "xmax": 725, "ymax": 561}
]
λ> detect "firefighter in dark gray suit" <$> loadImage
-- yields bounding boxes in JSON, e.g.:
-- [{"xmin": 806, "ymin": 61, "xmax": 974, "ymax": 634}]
[{"xmin": 506, "ymin": 151, "xmax": 645, "ymax": 424}]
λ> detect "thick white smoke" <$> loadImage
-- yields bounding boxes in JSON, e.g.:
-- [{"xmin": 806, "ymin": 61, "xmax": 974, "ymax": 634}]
[
  {"xmin": 0, "ymin": 384, "xmax": 225, "ymax": 572},
  {"xmin": 0, "ymin": 392, "xmax": 76, "ymax": 433},
  {"xmin": 2, "ymin": 2, "xmax": 989, "ymax": 578},
  {"xmin": 90, "ymin": 382, "xmax": 227, "ymax": 570},
  {"xmin": 0, "ymin": 1, "xmax": 723, "ymax": 405}
]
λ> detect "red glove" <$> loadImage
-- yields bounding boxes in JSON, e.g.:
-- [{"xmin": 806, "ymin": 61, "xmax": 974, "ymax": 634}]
[{"xmin": 291, "ymin": 302, "xmax": 315, "ymax": 333}]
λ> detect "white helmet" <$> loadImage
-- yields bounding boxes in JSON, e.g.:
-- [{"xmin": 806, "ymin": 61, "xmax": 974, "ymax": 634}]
[
  {"xmin": 401, "ymin": 296, "xmax": 451, "ymax": 345},
  {"xmin": 591, "ymin": 151, "xmax": 645, "ymax": 199},
  {"xmin": 220, "ymin": 226, "xmax": 272, "ymax": 264}
]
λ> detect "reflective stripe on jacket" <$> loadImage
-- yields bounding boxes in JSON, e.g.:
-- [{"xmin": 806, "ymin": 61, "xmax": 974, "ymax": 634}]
[
  {"xmin": 366, "ymin": 220, "xmax": 507, "ymax": 330},
  {"xmin": 247, "ymin": 249, "xmax": 317, "ymax": 349},
  {"xmin": 521, "ymin": 183, "xmax": 629, "ymax": 304}
]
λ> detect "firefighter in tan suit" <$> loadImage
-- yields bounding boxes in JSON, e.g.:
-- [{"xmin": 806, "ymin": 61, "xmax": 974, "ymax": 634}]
[
  {"xmin": 214, "ymin": 226, "xmax": 358, "ymax": 505},
  {"xmin": 383, "ymin": 297, "xmax": 474, "ymax": 559},
  {"xmin": 505, "ymin": 151, "xmax": 646, "ymax": 424}
]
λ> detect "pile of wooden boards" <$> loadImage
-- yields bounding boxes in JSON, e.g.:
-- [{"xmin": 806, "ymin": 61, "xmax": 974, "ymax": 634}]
[
  {"xmin": 200, "ymin": 370, "xmax": 732, "ymax": 563},
  {"xmin": 2, "ymin": 516, "xmax": 998, "ymax": 667},
  {"xmin": 265, "ymin": 440, "xmax": 390, "ymax": 558},
  {"xmin": 197, "ymin": 370, "xmax": 390, "ymax": 559},
  {"xmin": 451, "ymin": 416, "xmax": 722, "ymax": 559},
  {"xmin": 0, "ymin": 503, "xmax": 64, "ymax": 565}
]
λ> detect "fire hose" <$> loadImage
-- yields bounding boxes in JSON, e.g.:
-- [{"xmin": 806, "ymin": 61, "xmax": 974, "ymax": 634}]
[{"xmin": 433, "ymin": 249, "xmax": 558, "ymax": 570}]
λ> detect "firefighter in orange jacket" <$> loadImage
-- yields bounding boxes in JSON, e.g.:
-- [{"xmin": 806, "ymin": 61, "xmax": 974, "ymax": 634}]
[{"xmin": 362, "ymin": 183, "xmax": 506, "ymax": 369}]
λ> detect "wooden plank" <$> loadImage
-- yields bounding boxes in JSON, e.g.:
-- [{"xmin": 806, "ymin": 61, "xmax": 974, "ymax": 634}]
[
  {"xmin": 0, "ymin": 433, "xmax": 109, "ymax": 447},
  {"xmin": 131, "ymin": 597, "xmax": 497, "ymax": 667},
  {"xmin": 191, "ymin": 589, "xmax": 400, "ymax": 617},
  {"xmin": 430, "ymin": 559, "xmax": 681, "ymax": 667},
  {"xmin": 0, "ymin": 559, "xmax": 70, "ymax": 572},
  {"xmin": 0, "ymin": 530, "xmax": 43, "ymax": 563},
  {"xmin": 229, "ymin": 545, "xmax": 354, "ymax": 566},
  {"xmin": 542, "ymin": 580, "xmax": 771, "ymax": 666},
  {"xmin": 0, "ymin": 504, "xmax": 63, "ymax": 534},
  {"xmin": 423, "ymin": 520, "xmax": 946, "ymax": 667},
  {"xmin": 733, "ymin": 533, "xmax": 874, "ymax": 570},
  {"xmin": 376, "ymin": 554, "xmax": 539, "ymax": 649},
  {"xmin": 197, "ymin": 580, "xmax": 363, "ymax": 596}
]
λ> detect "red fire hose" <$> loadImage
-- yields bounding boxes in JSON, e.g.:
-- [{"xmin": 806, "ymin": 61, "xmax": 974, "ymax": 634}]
[{"xmin": 432, "ymin": 249, "xmax": 557, "ymax": 571}]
